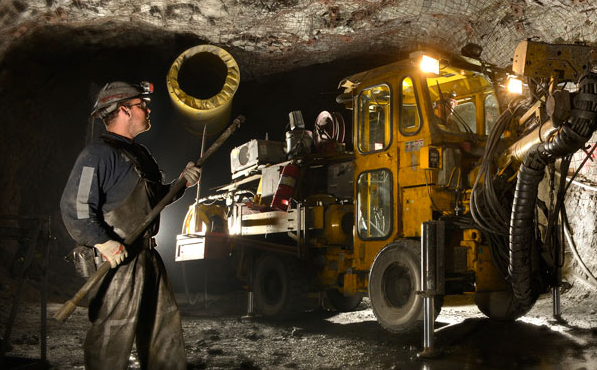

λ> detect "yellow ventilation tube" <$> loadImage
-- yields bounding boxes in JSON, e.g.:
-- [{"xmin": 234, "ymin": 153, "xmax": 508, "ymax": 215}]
[{"xmin": 167, "ymin": 45, "xmax": 240, "ymax": 135}]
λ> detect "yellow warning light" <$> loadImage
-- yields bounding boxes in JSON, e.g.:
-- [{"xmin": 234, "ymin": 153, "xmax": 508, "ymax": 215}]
[
  {"xmin": 507, "ymin": 77, "xmax": 523, "ymax": 94},
  {"xmin": 420, "ymin": 55, "xmax": 440, "ymax": 75}
]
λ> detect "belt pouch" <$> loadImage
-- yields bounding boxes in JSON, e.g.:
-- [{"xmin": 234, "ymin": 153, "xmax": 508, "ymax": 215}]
[{"xmin": 71, "ymin": 245, "xmax": 97, "ymax": 278}]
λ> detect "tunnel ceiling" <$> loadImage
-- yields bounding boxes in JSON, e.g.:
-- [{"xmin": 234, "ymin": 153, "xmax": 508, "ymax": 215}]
[{"xmin": 1, "ymin": 0, "xmax": 597, "ymax": 79}]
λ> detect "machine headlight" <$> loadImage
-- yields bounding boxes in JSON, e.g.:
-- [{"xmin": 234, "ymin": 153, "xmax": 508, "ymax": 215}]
[
  {"xmin": 420, "ymin": 55, "xmax": 440, "ymax": 75},
  {"xmin": 507, "ymin": 77, "xmax": 523, "ymax": 94}
]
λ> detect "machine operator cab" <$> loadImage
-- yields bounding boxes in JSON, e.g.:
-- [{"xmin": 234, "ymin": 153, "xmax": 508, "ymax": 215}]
[
  {"xmin": 339, "ymin": 49, "xmax": 501, "ymax": 146},
  {"xmin": 337, "ymin": 47, "xmax": 506, "ymax": 293},
  {"xmin": 336, "ymin": 47, "xmax": 512, "ymax": 334}
]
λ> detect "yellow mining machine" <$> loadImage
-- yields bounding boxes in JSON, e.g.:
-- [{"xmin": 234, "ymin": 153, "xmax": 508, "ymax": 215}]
[{"xmin": 173, "ymin": 41, "xmax": 597, "ymax": 343}]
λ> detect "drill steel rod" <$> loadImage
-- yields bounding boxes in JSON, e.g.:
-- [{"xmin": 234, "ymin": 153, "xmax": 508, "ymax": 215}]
[{"xmin": 54, "ymin": 115, "xmax": 245, "ymax": 322}]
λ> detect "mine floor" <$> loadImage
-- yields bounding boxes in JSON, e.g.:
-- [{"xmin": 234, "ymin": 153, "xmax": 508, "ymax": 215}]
[{"xmin": 2, "ymin": 284, "xmax": 597, "ymax": 369}]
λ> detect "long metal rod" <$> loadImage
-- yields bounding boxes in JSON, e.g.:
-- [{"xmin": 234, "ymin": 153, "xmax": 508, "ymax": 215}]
[
  {"xmin": 418, "ymin": 221, "xmax": 441, "ymax": 359},
  {"xmin": 201, "ymin": 124, "xmax": 208, "ymax": 309},
  {"xmin": 247, "ymin": 290, "xmax": 255, "ymax": 316},
  {"xmin": 422, "ymin": 222, "xmax": 435, "ymax": 352},
  {"xmin": 246, "ymin": 255, "xmax": 255, "ymax": 317},
  {"xmin": 182, "ymin": 124, "xmax": 207, "ymax": 307},
  {"xmin": 297, "ymin": 203, "xmax": 302, "ymax": 259},
  {"xmin": 54, "ymin": 115, "xmax": 245, "ymax": 322},
  {"xmin": 423, "ymin": 297, "xmax": 435, "ymax": 349},
  {"xmin": 197, "ymin": 124, "xmax": 207, "ymax": 201},
  {"xmin": 553, "ymin": 287, "xmax": 561, "ymax": 318}
]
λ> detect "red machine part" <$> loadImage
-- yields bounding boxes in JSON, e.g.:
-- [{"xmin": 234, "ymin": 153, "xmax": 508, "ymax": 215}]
[{"xmin": 270, "ymin": 163, "xmax": 299, "ymax": 211}]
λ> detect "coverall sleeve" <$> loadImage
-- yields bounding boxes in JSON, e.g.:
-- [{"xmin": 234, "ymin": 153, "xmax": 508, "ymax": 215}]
[{"xmin": 60, "ymin": 146, "xmax": 113, "ymax": 247}]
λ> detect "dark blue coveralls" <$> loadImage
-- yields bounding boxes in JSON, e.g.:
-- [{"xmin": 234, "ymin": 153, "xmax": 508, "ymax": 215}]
[{"xmin": 60, "ymin": 132, "xmax": 186, "ymax": 370}]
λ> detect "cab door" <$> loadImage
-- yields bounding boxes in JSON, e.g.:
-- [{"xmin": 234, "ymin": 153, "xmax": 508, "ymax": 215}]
[{"xmin": 352, "ymin": 81, "xmax": 398, "ymax": 271}]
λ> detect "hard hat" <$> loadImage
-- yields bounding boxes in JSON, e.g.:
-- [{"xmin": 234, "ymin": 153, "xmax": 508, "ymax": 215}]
[{"xmin": 91, "ymin": 81, "xmax": 154, "ymax": 118}]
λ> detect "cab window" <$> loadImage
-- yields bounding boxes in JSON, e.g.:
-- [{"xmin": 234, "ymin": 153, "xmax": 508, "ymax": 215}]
[
  {"xmin": 357, "ymin": 85, "xmax": 391, "ymax": 153},
  {"xmin": 426, "ymin": 68, "xmax": 496, "ymax": 134},
  {"xmin": 357, "ymin": 169, "xmax": 392, "ymax": 239},
  {"xmin": 485, "ymin": 93, "xmax": 500, "ymax": 134},
  {"xmin": 453, "ymin": 100, "xmax": 476, "ymax": 132},
  {"xmin": 399, "ymin": 76, "xmax": 421, "ymax": 135}
]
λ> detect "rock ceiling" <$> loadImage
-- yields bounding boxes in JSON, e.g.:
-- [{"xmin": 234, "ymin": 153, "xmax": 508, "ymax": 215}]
[{"xmin": 1, "ymin": 0, "xmax": 596, "ymax": 79}]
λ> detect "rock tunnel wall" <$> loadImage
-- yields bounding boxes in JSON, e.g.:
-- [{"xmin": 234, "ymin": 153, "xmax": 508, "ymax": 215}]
[{"xmin": 564, "ymin": 131, "xmax": 597, "ymax": 290}]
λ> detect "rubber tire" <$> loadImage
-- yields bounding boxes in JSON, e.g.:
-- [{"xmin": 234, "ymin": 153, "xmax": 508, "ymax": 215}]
[
  {"xmin": 369, "ymin": 240, "xmax": 443, "ymax": 333},
  {"xmin": 253, "ymin": 253, "xmax": 308, "ymax": 319},
  {"xmin": 326, "ymin": 289, "xmax": 363, "ymax": 312},
  {"xmin": 474, "ymin": 288, "xmax": 535, "ymax": 321}
]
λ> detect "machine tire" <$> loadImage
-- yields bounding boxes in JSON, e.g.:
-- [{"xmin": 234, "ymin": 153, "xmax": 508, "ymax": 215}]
[
  {"xmin": 369, "ymin": 240, "xmax": 442, "ymax": 333},
  {"xmin": 326, "ymin": 289, "xmax": 363, "ymax": 312},
  {"xmin": 253, "ymin": 253, "xmax": 308, "ymax": 319},
  {"xmin": 474, "ymin": 288, "xmax": 535, "ymax": 321}
]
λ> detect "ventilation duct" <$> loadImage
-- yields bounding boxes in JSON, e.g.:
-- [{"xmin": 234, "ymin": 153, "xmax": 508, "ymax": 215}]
[{"xmin": 167, "ymin": 45, "xmax": 240, "ymax": 136}]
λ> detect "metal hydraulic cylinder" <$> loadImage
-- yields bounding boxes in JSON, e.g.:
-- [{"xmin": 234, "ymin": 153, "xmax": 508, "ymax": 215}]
[
  {"xmin": 243, "ymin": 257, "xmax": 255, "ymax": 319},
  {"xmin": 247, "ymin": 291, "xmax": 255, "ymax": 317},
  {"xmin": 553, "ymin": 286, "xmax": 561, "ymax": 318},
  {"xmin": 418, "ymin": 221, "xmax": 444, "ymax": 359}
]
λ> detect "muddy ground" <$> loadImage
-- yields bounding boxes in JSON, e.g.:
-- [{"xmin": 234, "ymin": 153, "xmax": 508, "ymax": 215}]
[{"xmin": 2, "ymin": 280, "xmax": 597, "ymax": 370}]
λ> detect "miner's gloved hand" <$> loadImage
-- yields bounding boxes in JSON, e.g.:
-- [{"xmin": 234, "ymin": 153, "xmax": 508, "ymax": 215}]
[
  {"xmin": 94, "ymin": 240, "xmax": 128, "ymax": 268},
  {"xmin": 181, "ymin": 161, "xmax": 201, "ymax": 187}
]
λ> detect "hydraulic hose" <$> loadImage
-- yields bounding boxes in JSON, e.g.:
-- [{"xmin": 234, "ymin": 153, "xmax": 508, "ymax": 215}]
[{"xmin": 509, "ymin": 73, "xmax": 597, "ymax": 313}]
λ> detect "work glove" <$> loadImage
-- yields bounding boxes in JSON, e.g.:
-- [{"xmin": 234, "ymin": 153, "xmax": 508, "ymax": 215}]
[
  {"xmin": 181, "ymin": 161, "xmax": 201, "ymax": 187},
  {"xmin": 94, "ymin": 240, "xmax": 128, "ymax": 269}
]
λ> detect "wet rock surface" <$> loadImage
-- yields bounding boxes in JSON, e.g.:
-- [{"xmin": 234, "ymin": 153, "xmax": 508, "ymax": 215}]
[{"xmin": 2, "ymin": 286, "xmax": 597, "ymax": 369}]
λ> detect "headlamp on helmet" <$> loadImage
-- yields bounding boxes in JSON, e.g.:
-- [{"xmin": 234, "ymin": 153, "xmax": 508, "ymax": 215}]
[
  {"xmin": 140, "ymin": 81, "xmax": 154, "ymax": 95},
  {"xmin": 91, "ymin": 81, "xmax": 153, "ymax": 119}
]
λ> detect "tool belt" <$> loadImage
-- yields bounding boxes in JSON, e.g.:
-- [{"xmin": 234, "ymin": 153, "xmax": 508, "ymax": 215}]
[{"xmin": 69, "ymin": 237, "xmax": 156, "ymax": 278}]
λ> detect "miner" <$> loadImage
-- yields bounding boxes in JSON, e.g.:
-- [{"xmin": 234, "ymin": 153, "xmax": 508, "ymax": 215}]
[{"xmin": 60, "ymin": 81, "xmax": 200, "ymax": 369}]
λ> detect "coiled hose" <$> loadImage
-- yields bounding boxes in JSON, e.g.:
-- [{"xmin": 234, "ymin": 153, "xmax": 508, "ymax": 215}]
[{"xmin": 509, "ymin": 73, "xmax": 597, "ymax": 313}]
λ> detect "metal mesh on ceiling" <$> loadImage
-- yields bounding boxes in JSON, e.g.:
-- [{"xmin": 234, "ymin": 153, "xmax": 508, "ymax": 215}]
[
  {"xmin": 207, "ymin": 0, "xmax": 597, "ymax": 73},
  {"xmin": 3, "ymin": 0, "xmax": 597, "ymax": 76}
]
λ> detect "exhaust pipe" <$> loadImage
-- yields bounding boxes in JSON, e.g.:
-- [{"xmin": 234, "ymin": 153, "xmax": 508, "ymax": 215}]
[{"xmin": 167, "ymin": 45, "xmax": 240, "ymax": 136}]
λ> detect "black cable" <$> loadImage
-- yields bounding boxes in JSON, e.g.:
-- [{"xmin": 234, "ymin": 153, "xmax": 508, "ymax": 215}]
[
  {"xmin": 470, "ymin": 103, "xmax": 518, "ymax": 234},
  {"xmin": 469, "ymin": 100, "xmax": 530, "ymax": 275},
  {"xmin": 424, "ymin": 170, "xmax": 448, "ymax": 215}
]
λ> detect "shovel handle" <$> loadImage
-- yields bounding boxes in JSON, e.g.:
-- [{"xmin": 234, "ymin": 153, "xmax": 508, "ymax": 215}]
[{"xmin": 53, "ymin": 262, "xmax": 110, "ymax": 322}]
